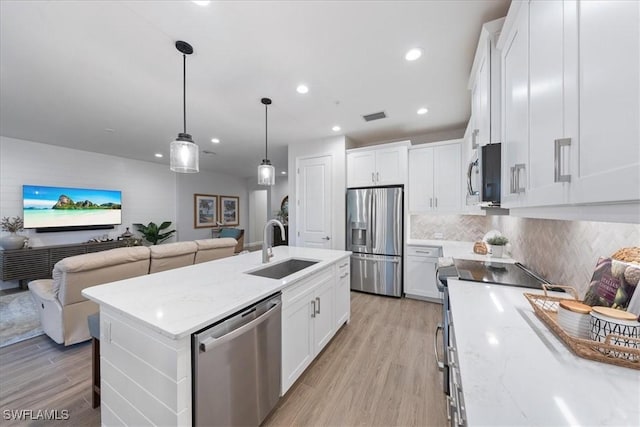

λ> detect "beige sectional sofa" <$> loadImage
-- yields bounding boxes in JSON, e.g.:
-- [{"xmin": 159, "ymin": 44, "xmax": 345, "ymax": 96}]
[{"xmin": 28, "ymin": 238, "xmax": 237, "ymax": 346}]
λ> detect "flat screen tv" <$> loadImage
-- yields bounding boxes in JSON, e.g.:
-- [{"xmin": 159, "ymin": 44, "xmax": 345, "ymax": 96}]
[{"xmin": 23, "ymin": 185, "xmax": 122, "ymax": 231}]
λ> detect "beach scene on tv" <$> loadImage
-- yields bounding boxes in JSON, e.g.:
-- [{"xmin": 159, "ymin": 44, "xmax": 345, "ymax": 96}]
[{"xmin": 23, "ymin": 185, "xmax": 122, "ymax": 228}]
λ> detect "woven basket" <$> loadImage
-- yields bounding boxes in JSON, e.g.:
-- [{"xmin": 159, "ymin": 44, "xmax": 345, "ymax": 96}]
[
  {"xmin": 611, "ymin": 247, "xmax": 640, "ymax": 264},
  {"xmin": 524, "ymin": 285, "xmax": 640, "ymax": 370}
]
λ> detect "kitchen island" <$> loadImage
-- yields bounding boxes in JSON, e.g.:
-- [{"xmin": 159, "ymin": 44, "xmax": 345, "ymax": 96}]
[
  {"xmin": 448, "ymin": 279, "xmax": 640, "ymax": 426},
  {"xmin": 82, "ymin": 246, "xmax": 351, "ymax": 426}
]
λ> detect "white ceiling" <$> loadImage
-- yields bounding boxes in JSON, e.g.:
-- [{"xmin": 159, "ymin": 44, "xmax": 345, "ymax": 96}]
[{"xmin": 0, "ymin": 0, "xmax": 509, "ymax": 178}]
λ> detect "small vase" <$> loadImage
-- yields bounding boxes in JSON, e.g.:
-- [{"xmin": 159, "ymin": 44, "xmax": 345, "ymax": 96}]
[
  {"xmin": 489, "ymin": 245, "xmax": 504, "ymax": 258},
  {"xmin": 0, "ymin": 232, "xmax": 27, "ymax": 250}
]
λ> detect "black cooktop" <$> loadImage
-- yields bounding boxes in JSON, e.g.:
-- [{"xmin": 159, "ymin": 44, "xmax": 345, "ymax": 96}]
[{"xmin": 453, "ymin": 259, "xmax": 550, "ymax": 289}]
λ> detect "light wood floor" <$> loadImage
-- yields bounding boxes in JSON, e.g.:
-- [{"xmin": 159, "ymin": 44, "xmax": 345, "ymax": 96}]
[{"xmin": 0, "ymin": 292, "xmax": 446, "ymax": 426}]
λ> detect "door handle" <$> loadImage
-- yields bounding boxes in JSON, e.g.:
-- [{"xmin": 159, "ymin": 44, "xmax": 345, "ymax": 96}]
[
  {"xmin": 311, "ymin": 300, "xmax": 316, "ymax": 318},
  {"xmin": 321, "ymin": 236, "xmax": 331, "ymax": 240},
  {"xmin": 315, "ymin": 297, "xmax": 320, "ymax": 314}
]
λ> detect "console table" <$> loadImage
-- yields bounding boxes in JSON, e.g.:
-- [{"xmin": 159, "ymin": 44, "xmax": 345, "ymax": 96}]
[{"xmin": 0, "ymin": 240, "xmax": 128, "ymax": 288}]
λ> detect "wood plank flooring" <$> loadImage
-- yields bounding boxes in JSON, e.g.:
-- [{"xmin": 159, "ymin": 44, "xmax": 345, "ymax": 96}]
[{"xmin": 0, "ymin": 292, "xmax": 446, "ymax": 426}]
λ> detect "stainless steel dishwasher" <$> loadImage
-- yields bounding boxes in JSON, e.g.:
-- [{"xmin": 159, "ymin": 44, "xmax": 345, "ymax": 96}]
[{"xmin": 192, "ymin": 293, "xmax": 281, "ymax": 427}]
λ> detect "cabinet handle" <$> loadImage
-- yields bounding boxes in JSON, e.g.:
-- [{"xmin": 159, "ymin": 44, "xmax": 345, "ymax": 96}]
[
  {"xmin": 371, "ymin": 172, "xmax": 375, "ymax": 183},
  {"xmin": 554, "ymin": 138, "xmax": 572, "ymax": 183},
  {"xmin": 311, "ymin": 300, "xmax": 316, "ymax": 318},
  {"xmin": 429, "ymin": 197, "xmax": 433, "ymax": 208},
  {"xmin": 435, "ymin": 197, "xmax": 438, "ymax": 208},
  {"xmin": 434, "ymin": 324, "xmax": 444, "ymax": 370},
  {"xmin": 509, "ymin": 166, "xmax": 516, "ymax": 194},
  {"xmin": 471, "ymin": 129, "xmax": 479, "ymax": 149},
  {"xmin": 376, "ymin": 172, "xmax": 379, "ymax": 182},
  {"xmin": 515, "ymin": 164, "xmax": 526, "ymax": 194},
  {"xmin": 446, "ymin": 396, "xmax": 453, "ymax": 421},
  {"xmin": 315, "ymin": 297, "xmax": 321, "ymax": 314},
  {"xmin": 415, "ymin": 250, "xmax": 434, "ymax": 254},
  {"xmin": 339, "ymin": 272, "xmax": 349, "ymax": 279},
  {"xmin": 339, "ymin": 262, "xmax": 348, "ymax": 268}
]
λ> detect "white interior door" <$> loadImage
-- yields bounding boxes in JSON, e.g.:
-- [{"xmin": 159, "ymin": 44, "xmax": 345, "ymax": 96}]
[
  {"xmin": 249, "ymin": 189, "xmax": 267, "ymax": 245},
  {"xmin": 297, "ymin": 155, "xmax": 332, "ymax": 249}
]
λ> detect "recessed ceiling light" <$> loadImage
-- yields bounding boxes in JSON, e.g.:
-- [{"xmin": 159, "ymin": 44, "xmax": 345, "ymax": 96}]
[
  {"xmin": 405, "ymin": 48, "xmax": 423, "ymax": 61},
  {"xmin": 296, "ymin": 84, "xmax": 309, "ymax": 94},
  {"xmin": 211, "ymin": 138, "xmax": 220, "ymax": 143},
  {"xmin": 332, "ymin": 125, "xmax": 341, "ymax": 132},
  {"xmin": 281, "ymin": 171, "xmax": 287, "ymax": 175},
  {"xmin": 155, "ymin": 153, "xmax": 163, "ymax": 158},
  {"xmin": 192, "ymin": 1, "xmax": 211, "ymax": 6},
  {"xmin": 417, "ymin": 107, "xmax": 429, "ymax": 115}
]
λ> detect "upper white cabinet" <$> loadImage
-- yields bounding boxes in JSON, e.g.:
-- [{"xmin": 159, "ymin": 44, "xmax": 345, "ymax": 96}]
[
  {"xmin": 408, "ymin": 141, "xmax": 461, "ymax": 213},
  {"xmin": 469, "ymin": 18, "xmax": 504, "ymax": 148},
  {"xmin": 346, "ymin": 142, "xmax": 408, "ymax": 187},
  {"xmin": 500, "ymin": 3, "xmax": 529, "ymax": 208},
  {"xmin": 526, "ymin": 0, "xmax": 577, "ymax": 206},
  {"xmin": 497, "ymin": 0, "xmax": 640, "ymax": 213},
  {"xmin": 572, "ymin": 0, "xmax": 639, "ymax": 204}
]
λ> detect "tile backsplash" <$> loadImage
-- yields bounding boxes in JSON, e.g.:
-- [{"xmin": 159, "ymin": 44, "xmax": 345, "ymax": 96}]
[{"xmin": 410, "ymin": 214, "xmax": 640, "ymax": 296}]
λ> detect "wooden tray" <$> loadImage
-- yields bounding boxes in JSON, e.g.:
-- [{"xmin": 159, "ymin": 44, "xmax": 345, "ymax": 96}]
[{"xmin": 524, "ymin": 285, "xmax": 640, "ymax": 370}]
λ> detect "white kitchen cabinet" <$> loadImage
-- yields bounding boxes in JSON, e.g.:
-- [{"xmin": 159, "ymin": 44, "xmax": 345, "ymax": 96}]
[
  {"xmin": 346, "ymin": 142, "xmax": 408, "ymax": 187},
  {"xmin": 571, "ymin": 0, "xmax": 640, "ymax": 204},
  {"xmin": 408, "ymin": 141, "xmax": 461, "ymax": 213},
  {"xmin": 469, "ymin": 18, "xmax": 503, "ymax": 148},
  {"xmin": 405, "ymin": 246, "xmax": 442, "ymax": 302},
  {"xmin": 334, "ymin": 259, "xmax": 350, "ymax": 327},
  {"xmin": 500, "ymin": 2, "xmax": 529, "ymax": 208},
  {"xmin": 281, "ymin": 258, "xmax": 348, "ymax": 394},
  {"xmin": 526, "ymin": 0, "xmax": 577, "ymax": 207}
]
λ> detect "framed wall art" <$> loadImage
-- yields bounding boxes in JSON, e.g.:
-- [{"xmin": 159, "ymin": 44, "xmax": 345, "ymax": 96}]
[
  {"xmin": 194, "ymin": 194, "xmax": 218, "ymax": 228},
  {"xmin": 220, "ymin": 195, "xmax": 240, "ymax": 226}
]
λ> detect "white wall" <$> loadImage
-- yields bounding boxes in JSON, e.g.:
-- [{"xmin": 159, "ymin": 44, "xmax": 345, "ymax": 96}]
[
  {"xmin": 271, "ymin": 175, "xmax": 288, "ymax": 218},
  {"xmin": 288, "ymin": 135, "xmax": 347, "ymax": 250},
  {"xmin": 175, "ymin": 171, "xmax": 248, "ymax": 242},
  {"xmin": 248, "ymin": 189, "xmax": 268, "ymax": 246},
  {"xmin": 0, "ymin": 136, "xmax": 177, "ymax": 247}
]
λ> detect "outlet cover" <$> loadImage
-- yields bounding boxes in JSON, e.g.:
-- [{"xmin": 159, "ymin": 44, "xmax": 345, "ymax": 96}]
[{"xmin": 434, "ymin": 232, "xmax": 444, "ymax": 239}]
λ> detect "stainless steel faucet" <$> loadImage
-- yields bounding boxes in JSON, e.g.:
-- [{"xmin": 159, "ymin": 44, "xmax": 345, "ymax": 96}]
[{"xmin": 262, "ymin": 219, "xmax": 286, "ymax": 263}]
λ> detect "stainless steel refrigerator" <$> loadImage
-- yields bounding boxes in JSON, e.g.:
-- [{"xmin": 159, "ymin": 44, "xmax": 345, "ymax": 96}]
[{"xmin": 346, "ymin": 186, "xmax": 403, "ymax": 297}]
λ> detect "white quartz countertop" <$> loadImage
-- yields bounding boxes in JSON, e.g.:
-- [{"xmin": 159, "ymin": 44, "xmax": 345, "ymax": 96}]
[
  {"xmin": 448, "ymin": 279, "xmax": 640, "ymax": 426},
  {"xmin": 407, "ymin": 239, "xmax": 515, "ymax": 263},
  {"xmin": 82, "ymin": 246, "xmax": 350, "ymax": 340}
]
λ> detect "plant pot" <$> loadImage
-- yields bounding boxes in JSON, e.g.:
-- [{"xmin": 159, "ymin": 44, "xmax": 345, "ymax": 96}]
[
  {"xmin": 489, "ymin": 244, "xmax": 504, "ymax": 258},
  {"xmin": 0, "ymin": 233, "xmax": 26, "ymax": 250}
]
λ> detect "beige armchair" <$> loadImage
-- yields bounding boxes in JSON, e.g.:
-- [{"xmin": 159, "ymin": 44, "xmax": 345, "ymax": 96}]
[
  {"xmin": 149, "ymin": 241, "xmax": 198, "ymax": 273},
  {"xmin": 28, "ymin": 246, "xmax": 151, "ymax": 346},
  {"xmin": 194, "ymin": 238, "xmax": 237, "ymax": 263}
]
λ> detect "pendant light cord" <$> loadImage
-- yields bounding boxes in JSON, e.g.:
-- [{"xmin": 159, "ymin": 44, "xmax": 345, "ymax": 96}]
[
  {"xmin": 265, "ymin": 103, "xmax": 268, "ymax": 159},
  {"xmin": 183, "ymin": 54, "xmax": 187, "ymax": 134}
]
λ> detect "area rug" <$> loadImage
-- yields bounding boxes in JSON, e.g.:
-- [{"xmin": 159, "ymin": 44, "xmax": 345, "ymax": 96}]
[{"xmin": 0, "ymin": 291, "xmax": 44, "ymax": 348}]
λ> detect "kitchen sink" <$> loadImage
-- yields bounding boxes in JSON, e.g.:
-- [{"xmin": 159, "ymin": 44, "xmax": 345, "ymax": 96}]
[{"xmin": 247, "ymin": 258, "xmax": 319, "ymax": 279}]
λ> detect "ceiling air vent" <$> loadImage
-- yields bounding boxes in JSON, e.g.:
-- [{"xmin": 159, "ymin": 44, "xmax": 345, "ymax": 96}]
[{"xmin": 362, "ymin": 111, "xmax": 387, "ymax": 122}]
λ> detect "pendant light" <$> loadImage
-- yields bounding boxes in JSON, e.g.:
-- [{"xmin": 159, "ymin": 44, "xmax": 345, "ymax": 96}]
[
  {"xmin": 258, "ymin": 97, "xmax": 275, "ymax": 186},
  {"xmin": 170, "ymin": 40, "xmax": 199, "ymax": 173}
]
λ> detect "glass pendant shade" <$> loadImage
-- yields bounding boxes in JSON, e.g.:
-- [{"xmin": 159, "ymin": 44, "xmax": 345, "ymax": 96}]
[
  {"xmin": 170, "ymin": 133, "xmax": 199, "ymax": 173},
  {"xmin": 258, "ymin": 160, "xmax": 275, "ymax": 186}
]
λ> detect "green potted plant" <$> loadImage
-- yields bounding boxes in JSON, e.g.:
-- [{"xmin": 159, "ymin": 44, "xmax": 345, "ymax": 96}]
[
  {"xmin": 1, "ymin": 216, "xmax": 27, "ymax": 250},
  {"xmin": 133, "ymin": 221, "xmax": 176, "ymax": 245},
  {"xmin": 486, "ymin": 235, "xmax": 509, "ymax": 258}
]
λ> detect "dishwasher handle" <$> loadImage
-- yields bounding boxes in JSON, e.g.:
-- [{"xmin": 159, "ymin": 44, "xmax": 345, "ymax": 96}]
[{"xmin": 200, "ymin": 299, "xmax": 281, "ymax": 352}]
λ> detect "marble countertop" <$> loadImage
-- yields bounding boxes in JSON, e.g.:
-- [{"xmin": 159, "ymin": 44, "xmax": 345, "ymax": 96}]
[
  {"xmin": 448, "ymin": 279, "xmax": 640, "ymax": 426},
  {"xmin": 407, "ymin": 239, "xmax": 516, "ymax": 263},
  {"xmin": 82, "ymin": 246, "xmax": 350, "ymax": 340}
]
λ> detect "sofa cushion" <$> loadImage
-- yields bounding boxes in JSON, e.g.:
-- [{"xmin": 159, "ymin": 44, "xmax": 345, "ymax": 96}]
[
  {"xmin": 195, "ymin": 238, "xmax": 237, "ymax": 250},
  {"xmin": 149, "ymin": 241, "xmax": 198, "ymax": 259},
  {"xmin": 57, "ymin": 246, "xmax": 151, "ymax": 273}
]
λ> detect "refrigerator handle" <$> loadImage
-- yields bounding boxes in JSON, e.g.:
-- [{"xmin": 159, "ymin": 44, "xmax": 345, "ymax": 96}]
[{"xmin": 371, "ymin": 190, "xmax": 376, "ymax": 249}]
